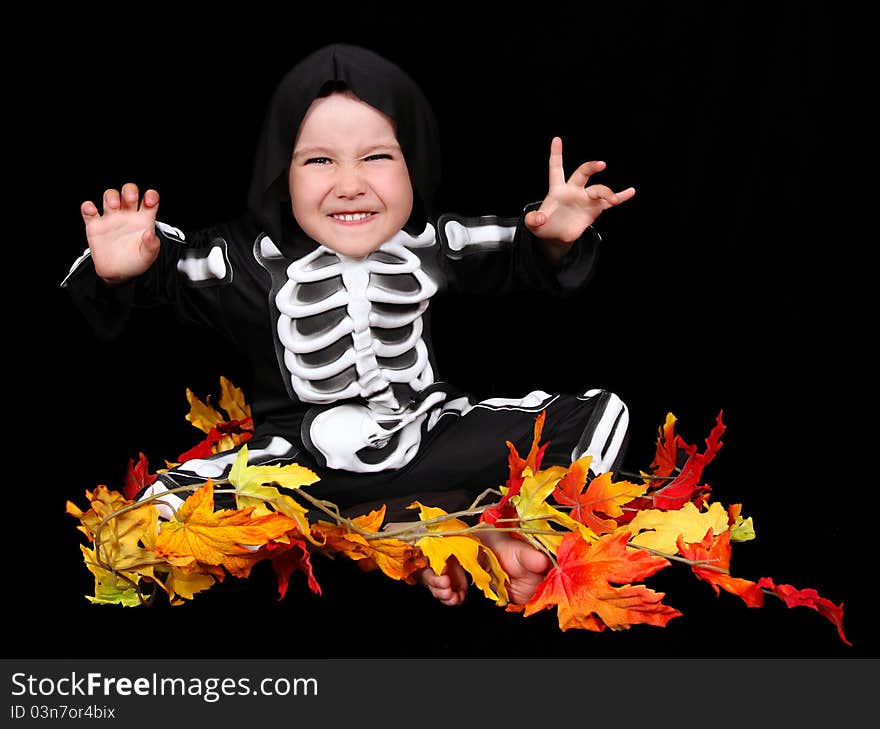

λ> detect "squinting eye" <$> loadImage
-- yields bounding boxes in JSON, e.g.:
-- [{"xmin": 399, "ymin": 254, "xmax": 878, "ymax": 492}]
[
  {"xmin": 365, "ymin": 154, "xmax": 393, "ymax": 161},
  {"xmin": 305, "ymin": 157, "xmax": 332, "ymax": 165}
]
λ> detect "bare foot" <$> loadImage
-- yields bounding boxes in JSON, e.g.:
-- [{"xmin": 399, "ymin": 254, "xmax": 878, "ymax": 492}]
[
  {"xmin": 479, "ymin": 530, "xmax": 551, "ymax": 605},
  {"xmin": 418, "ymin": 556, "xmax": 469, "ymax": 606},
  {"xmin": 418, "ymin": 531, "xmax": 551, "ymax": 607}
]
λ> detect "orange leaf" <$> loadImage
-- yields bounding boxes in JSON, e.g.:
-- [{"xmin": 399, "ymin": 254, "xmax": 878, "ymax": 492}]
[
  {"xmin": 650, "ymin": 412, "xmax": 679, "ymax": 478},
  {"xmin": 553, "ymin": 460, "xmax": 647, "ymax": 535},
  {"xmin": 676, "ymin": 529, "xmax": 764, "ymax": 607},
  {"xmin": 524, "ymin": 532, "xmax": 680, "ymax": 631},
  {"xmin": 756, "ymin": 577, "xmax": 851, "ymax": 646},
  {"xmin": 153, "ymin": 481, "xmax": 300, "ymax": 571}
]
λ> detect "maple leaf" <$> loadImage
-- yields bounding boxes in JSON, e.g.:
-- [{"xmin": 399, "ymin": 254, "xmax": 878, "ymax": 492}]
[
  {"xmin": 756, "ymin": 577, "xmax": 851, "ymax": 646},
  {"xmin": 650, "ymin": 412, "xmax": 679, "ymax": 478},
  {"xmin": 482, "ymin": 411, "xmax": 552, "ymax": 527},
  {"xmin": 553, "ymin": 457, "xmax": 647, "ymax": 535},
  {"xmin": 66, "ymin": 486, "xmax": 161, "ymax": 574},
  {"xmin": 524, "ymin": 531, "xmax": 680, "ymax": 631},
  {"xmin": 676, "ymin": 529, "xmax": 764, "ymax": 607},
  {"xmin": 511, "ymin": 466, "xmax": 597, "ymax": 552},
  {"xmin": 77, "ymin": 544, "xmax": 144, "ymax": 607},
  {"xmin": 153, "ymin": 481, "xmax": 300, "ymax": 574},
  {"xmin": 123, "ymin": 452, "xmax": 157, "ymax": 500},
  {"xmin": 412, "ymin": 503, "xmax": 510, "ymax": 605},
  {"xmin": 228, "ymin": 445, "xmax": 318, "ymax": 536},
  {"xmin": 311, "ymin": 509, "xmax": 426, "ymax": 583},
  {"xmin": 631, "ymin": 411, "xmax": 725, "ymax": 514},
  {"xmin": 619, "ymin": 501, "xmax": 730, "ymax": 555},
  {"xmin": 178, "ymin": 377, "xmax": 254, "ymax": 462},
  {"xmin": 264, "ymin": 540, "xmax": 321, "ymax": 599},
  {"xmin": 727, "ymin": 504, "xmax": 756, "ymax": 542}
]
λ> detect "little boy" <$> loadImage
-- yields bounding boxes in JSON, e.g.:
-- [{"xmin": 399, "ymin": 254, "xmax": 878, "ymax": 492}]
[{"xmin": 63, "ymin": 43, "xmax": 635, "ymax": 606}]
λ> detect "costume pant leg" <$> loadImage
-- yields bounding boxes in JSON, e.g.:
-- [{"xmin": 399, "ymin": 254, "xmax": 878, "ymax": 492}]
[
  {"xmin": 305, "ymin": 387, "xmax": 629, "ymax": 521},
  {"xmin": 138, "ymin": 388, "xmax": 628, "ymax": 523}
]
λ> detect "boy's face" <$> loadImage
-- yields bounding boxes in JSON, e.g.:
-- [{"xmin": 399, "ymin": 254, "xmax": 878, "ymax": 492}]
[{"xmin": 289, "ymin": 91, "xmax": 414, "ymax": 258}]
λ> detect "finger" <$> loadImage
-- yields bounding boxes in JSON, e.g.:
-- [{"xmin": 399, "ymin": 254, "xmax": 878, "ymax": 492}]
[
  {"xmin": 568, "ymin": 159, "xmax": 606, "ymax": 188},
  {"xmin": 548, "ymin": 136, "xmax": 565, "ymax": 188},
  {"xmin": 121, "ymin": 182, "xmax": 140, "ymax": 212},
  {"xmin": 103, "ymin": 188, "xmax": 121, "ymax": 214},
  {"xmin": 586, "ymin": 184, "xmax": 619, "ymax": 204},
  {"xmin": 524, "ymin": 210, "xmax": 546, "ymax": 230},
  {"xmin": 615, "ymin": 186, "xmax": 637, "ymax": 204}
]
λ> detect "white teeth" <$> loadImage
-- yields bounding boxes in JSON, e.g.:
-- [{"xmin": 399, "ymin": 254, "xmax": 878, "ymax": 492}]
[{"xmin": 332, "ymin": 212, "xmax": 373, "ymax": 222}]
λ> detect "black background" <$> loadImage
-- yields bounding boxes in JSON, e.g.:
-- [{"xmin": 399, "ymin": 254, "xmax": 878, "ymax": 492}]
[{"xmin": 10, "ymin": 2, "xmax": 868, "ymax": 660}]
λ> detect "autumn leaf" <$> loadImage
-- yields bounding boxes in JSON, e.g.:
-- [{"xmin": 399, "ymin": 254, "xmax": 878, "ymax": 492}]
[
  {"xmin": 756, "ymin": 577, "xmax": 851, "ymax": 646},
  {"xmin": 510, "ymin": 465, "xmax": 595, "ymax": 552},
  {"xmin": 218, "ymin": 375, "xmax": 252, "ymax": 422},
  {"xmin": 153, "ymin": 481, "xmax": 300, "ymax": 573},
  {"xmin": 650, "ymin": 412, "xmax": 679, "ymax": 478},
  {"xmin": 676, "ymin": 529, "xmax": 764, "ymax": 607},
  {"xmin": 66, "ymin": 486, "xmax": 160, "ymax": 574},
  {"xmin": 553, "ymin": 457, "xmax": 647, "ymax": 535},
  {"xmin": 618, "ymin": 501, "xmax": 730, "ymax": 555},
  {"xmin": 264, "ymin": 540, "xmax": 321, "ymax": 599},
  {"xmin": 727, "ymin": 504, "xmax": 756, "ymax": 542},
  {"xmin": 77, "ymin": 544, "xmax": 143, "ymax": 607},
  {"xmin": 228, "ymin": 445, "xmax": 318, "ymax": 535},
  {"xmin": 179, "ymin": 377, "xmax": 254, "ymax": 462},
  {"xmin": 524, "ymin": 531, "xmax": 680, "ymax": 631},
  {"xmin": 123, "ymin": 452, "xmax": 157, "ymax": 500},
  {"xmin": 311, "ymin": 508, "xmax": 426, "ymax": 583},
  {"xmin": 412, "ymin": 503, "xmax": 510, "ymax": 605},
  {"xmin": 631, "ymin": 411, "xmax": 725, "ymax": 513}
]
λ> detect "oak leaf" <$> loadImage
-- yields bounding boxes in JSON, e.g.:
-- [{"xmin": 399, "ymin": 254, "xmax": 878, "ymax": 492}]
[
  {"xmin": 412, "ymin": 503, "xmax": 510, "ymax": 605},
  {"xmin": 524, "ymin": 531, "xmax": 680, "ymax": 631},
  {"xmin": 264, "ymin": 540, "xmax": 321, "ymax": 599},
  {"xmin": 123, "ymin": 452, "xmax": 157, "ymax": 500}
]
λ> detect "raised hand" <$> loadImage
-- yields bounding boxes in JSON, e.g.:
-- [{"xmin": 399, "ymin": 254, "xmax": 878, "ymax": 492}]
[
  {"xmin": 525, "ymin": 137, "xmax": 635, "ymax": 256},
  {"xmin": 80, "ymin": 183, "xmax": 161, "ymax": 284}
]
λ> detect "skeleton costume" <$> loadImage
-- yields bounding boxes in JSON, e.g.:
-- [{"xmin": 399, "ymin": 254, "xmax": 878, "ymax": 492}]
[{"xmin": 62, "ymin": 44, "xmax": 629, "ymax": 521}]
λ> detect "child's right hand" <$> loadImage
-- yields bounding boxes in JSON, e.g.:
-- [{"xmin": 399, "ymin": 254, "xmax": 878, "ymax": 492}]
[{"xmin": 80, "ymin": 183, "xmax": 161, "ymax": 284}]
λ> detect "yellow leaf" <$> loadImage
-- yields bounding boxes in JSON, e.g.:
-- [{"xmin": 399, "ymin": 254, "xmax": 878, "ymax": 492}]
[
  {"xmin": 411, "ymin": 503, "xmax": 510, "ymax": 605},
  {"xmin": 511, "ymin": 467, "xmax": 597, "ymax": 553},
  {"xmin": 184, "ymin": 388, "xmax": 224, "ymax": 434},
  {"xmin": 218, "ymin": 376, "xmax": 252, "ymax": 421},
  {"xmin": 228, "ymin": 446, "xmax": 319, "ymax": 537},
  {"xmin": 730, "ymin": 515, "xmax": 756, "ymax": 542},
  {"xmin": 154, "ymin": 481, "xmax": 300, "ymax": 567},
  {"xmin": 617, "ymin": 501, "xmax": 730, "ymax": 555},
  {"xmin": 78, "ymin": 544, "xmax": 144, "ymax": 607},
  {"xmin": 67, "ymin": 486, "xmax": 160, "ymax": 575}
]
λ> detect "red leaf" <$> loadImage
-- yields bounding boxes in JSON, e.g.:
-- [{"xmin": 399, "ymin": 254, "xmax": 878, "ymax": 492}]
[
  {"xmin": 677, "ymin": 529, "xmax": 764, "ymax": 607},
  {"xmin": 756, "ymin": 577, "xmax": 851, "ymax": 646},
  {"xmin": 266, "ymin": 540, "xmax": 321, "ymax": 600},
  {"xmin": 123, "ymin": 452, "xmax": 157, "ymax": 500}
]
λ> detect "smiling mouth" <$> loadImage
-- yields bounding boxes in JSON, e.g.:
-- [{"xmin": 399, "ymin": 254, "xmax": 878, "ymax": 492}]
[{"xmin": 329, "ymin": 212, "xmax": 377, "ymax": 222}]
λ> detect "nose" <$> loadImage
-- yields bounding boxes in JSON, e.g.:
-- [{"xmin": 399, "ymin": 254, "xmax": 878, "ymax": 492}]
[{"xmin": 334, "ymin": 163, "xmax": 366, "ymax": 198}]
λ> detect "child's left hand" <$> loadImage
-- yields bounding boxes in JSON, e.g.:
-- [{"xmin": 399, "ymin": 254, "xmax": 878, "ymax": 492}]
[{"xmin": 525, "ymin": 136, "xmax": 635, "ymax": 261}]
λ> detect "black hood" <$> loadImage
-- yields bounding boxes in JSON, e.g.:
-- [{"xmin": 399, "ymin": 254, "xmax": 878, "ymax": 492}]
[{"xmin": 248, "ymin": 44, "xmax": 441, "ymax": 255}]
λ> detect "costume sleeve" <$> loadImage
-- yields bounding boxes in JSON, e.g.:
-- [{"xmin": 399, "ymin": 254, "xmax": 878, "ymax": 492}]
[
  {"xmin": 435, "ymin": 202, "xmax": 601, "ymax": 296},
  {"xmin": 60, "ymin": 220, "xmax": 235, "ymax": 342}
]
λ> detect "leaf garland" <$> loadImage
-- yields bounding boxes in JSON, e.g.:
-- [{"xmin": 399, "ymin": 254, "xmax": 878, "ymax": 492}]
[{"xmin": 66, "ymin": 378, "xmax": 851, "ymax": 645}]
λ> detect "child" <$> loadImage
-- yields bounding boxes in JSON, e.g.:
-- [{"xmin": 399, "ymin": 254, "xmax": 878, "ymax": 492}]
[{"xmin": 63, "ymin": 43, "xmax": 635, "ymax": 607}]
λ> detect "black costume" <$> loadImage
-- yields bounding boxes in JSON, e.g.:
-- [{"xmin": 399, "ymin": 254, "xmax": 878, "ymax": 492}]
[{"xmin": 62, "ymin": 44, "xmax": 629, "ymax": 520}]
